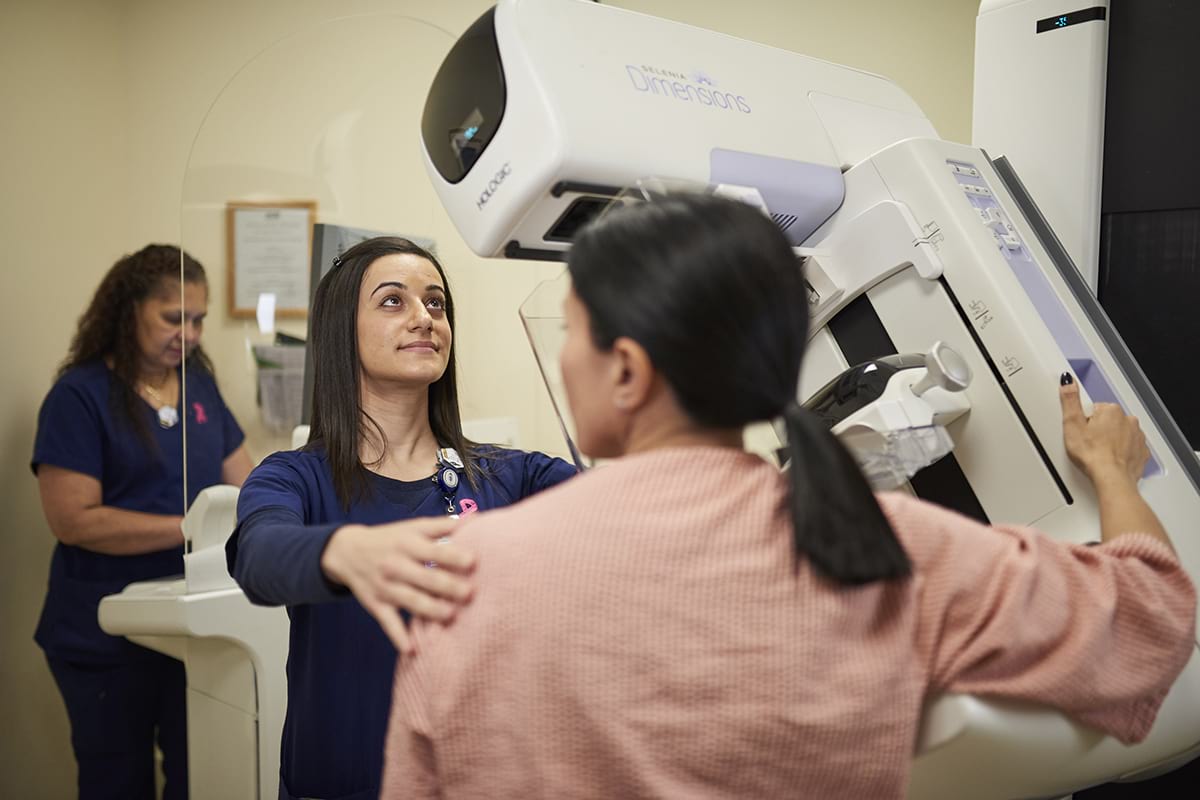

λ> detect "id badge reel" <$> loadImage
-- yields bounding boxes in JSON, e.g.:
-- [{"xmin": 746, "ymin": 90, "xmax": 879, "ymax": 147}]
[
  {"xmin": 433, "ymin": 446, "xmax": 465, "ymax": 517},
  {"xmin": 426, "ymin": 447, "xmax": 464, "ymax": 568}
]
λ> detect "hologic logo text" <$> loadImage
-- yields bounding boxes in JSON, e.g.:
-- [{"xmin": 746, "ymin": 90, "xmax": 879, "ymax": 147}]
[
  {"xmin": 625, "ymin": 65, "xmax": 751, "ymax": 114},
  {"xmin": 476, "ymin": 162, "xmax": 512, "ymax": 210}
]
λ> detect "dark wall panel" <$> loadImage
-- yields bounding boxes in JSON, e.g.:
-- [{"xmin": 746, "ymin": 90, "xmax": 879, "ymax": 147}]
[
  {"xmin": 1098, "ymin": 210, "xmax": 1200, "ymax": 444},
  {"xmin": 1101, "ymin": 0, "xmax": 1200, "ymax": 214},
  {"xmin": 1099, "ymin": 0, "xmax": 1200, "ymax": 448},
  {"xmin": 1091, "ymin": 2, "xmax": 1200, "ymax": 784}
]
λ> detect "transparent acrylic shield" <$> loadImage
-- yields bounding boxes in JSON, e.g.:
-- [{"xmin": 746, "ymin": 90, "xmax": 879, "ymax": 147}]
[
  {"xmin": 516, "ymin": 183, "xmax": 676, "ymax": 472},
  {"xmin": 179, "ymin": 13, "xmax": 456, "ymax": 507},
  {"xmin": 519, "ymin": 270, "xmax": 588, "ymax": 470}
]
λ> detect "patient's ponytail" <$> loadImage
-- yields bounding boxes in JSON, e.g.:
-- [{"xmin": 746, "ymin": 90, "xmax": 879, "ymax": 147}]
[{"xmin": 784, "ymin": 403, "xmax": 910, "ymax": 584}]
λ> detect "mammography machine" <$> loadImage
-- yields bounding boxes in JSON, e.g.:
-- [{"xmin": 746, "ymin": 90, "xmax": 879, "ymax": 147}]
[{"xmin": 420, "ymin": 0, "xmax": 1200, "ymax": 796}]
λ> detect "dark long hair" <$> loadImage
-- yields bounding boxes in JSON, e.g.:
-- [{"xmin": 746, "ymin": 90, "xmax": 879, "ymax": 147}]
[
  {"xmin": 568, "ymin": 194, "xmax": 910, "ymax": 585},
  {"xmin": 306, "ymin": 236, "xmax": 481, "ymax": 509},
  {"xmin": 60, "ymin": 244, "xmax": 214, "ymax": 449}
]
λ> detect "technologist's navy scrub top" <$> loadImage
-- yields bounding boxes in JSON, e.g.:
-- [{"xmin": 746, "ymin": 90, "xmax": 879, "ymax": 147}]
[
  {"xmin": 228, "ymin": 445, "xmax": 576, "ymax": 800},
  {"xmin": 31, "ymin": 361, "xmax": 244, "ymax": 663}
]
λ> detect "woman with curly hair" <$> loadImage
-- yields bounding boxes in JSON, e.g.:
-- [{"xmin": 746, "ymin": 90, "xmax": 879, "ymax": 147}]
[{"xmin": 32, "ymin": 243, "xmax": 252, "ymax": 799}]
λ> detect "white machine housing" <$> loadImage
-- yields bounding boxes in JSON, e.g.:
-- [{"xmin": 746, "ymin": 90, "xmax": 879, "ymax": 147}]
[
  {"xmin": 827, "ymin": 136, "xmax": 1200, "ymax": 799},
  {"xmin": 98, "ymin": 487, "xmax": 288, "ymax": 800},
  {"xmin": 973, "ymin": 0, "xmax": 1109, "ymax": 291},
  {"xmin": 420, "ymin": 0, "xmax": 935, "ymax": 258},
  {"xmin": 424, "ymin": 2, "xmax": 1200, "ymax": 798}
]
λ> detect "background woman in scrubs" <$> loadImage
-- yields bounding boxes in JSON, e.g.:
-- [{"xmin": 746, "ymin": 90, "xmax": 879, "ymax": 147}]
[{"xmin": 32, "ymin": 244, "xmax": 252, "ymax": 800}]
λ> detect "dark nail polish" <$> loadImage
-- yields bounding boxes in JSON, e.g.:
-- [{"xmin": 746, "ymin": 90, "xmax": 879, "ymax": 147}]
[{"xmin": 1060, "ymin": 372, "xmax": 1074, "ymax": 386}]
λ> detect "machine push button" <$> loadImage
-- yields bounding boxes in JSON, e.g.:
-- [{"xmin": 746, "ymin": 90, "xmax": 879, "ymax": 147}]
[{"xmin": 981, "ymin": 207, "xmax": 1005, "ymax": 226}]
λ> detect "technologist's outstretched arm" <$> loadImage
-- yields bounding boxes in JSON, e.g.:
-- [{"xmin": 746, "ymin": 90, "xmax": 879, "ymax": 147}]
[
  {"xmin": 320, "ymin": 519, "xmax": 476, "ymax": 654},
  {"xmin": 1058, "ymin": 376, "xmax": 1174, "ymax": 551},
  {"xmin": 230, "ymin": 464, "xmax": 476, "ymax": 655}
]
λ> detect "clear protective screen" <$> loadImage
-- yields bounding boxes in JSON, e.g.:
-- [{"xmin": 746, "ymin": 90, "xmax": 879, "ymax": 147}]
[{"xmin": 178, "ymin": 13, "xmax": 458, "ymax": 507}]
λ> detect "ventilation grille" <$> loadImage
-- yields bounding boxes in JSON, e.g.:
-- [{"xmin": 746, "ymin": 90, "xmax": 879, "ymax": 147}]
[{"xmin": 770, "ymin": 212, "xmax": 798, "ymax": 231}]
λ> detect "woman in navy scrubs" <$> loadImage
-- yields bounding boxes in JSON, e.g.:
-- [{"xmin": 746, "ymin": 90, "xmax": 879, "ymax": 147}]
[
  {"xmin": 227, "ymin": 236, "xmax": 576, "ymax": 800},
  {"xmin": 32, "ymin": 244, "xmax": 253, "ymax": 800}
]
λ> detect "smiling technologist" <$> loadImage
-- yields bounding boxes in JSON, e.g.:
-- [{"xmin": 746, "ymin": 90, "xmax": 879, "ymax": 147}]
[{"xmin": 225, "ymin": 236, "xmax": 576, "ymax": 800}]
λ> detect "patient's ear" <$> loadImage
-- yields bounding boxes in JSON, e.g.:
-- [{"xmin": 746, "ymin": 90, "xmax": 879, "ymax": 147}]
[{"xmin": 610, "ymin": 336, "xmax": 655, "ymax": 412}]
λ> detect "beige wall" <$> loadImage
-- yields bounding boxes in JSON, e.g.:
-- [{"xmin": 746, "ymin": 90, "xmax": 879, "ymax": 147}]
[
  {"xmin": 0, "ymin": 3, "xmax": 130, "ymax": 797},
  {"xmin": 0, "ymin": 0, "xmax": 977, "ymax": 794}
]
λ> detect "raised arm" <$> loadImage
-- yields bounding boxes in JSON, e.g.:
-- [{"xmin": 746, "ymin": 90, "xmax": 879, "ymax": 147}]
[
  {"xmin": 1059, "ymin": 375, "xmax": 1172, "ymax": 551},
  {"xmin": 886, "ymin": 491, "xmax": 1194, "ymax": 745},
  {"xmin": 885, "ymin": 375, "xmax": 1197, "ymax": 742}
]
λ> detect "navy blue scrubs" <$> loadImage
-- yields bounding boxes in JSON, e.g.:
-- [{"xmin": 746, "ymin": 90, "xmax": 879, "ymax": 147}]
[
  {"xmin": 228, "ymin": 446, "xmax": 575, "ymax": 800},
  {"xmin": 32, "ymin": 361, "xmax": 244, "ymax": 800}
]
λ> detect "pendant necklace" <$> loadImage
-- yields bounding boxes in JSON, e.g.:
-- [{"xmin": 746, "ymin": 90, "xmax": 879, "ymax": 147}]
[{"xmin": 142, "ymin": 380, "xmax": 179, "ymax": 429}]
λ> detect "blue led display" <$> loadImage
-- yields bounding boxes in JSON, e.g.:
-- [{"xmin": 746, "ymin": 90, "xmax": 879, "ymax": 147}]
[{"xmin": 1036, "ymin": 6, "xmax": 1106, "ymax": 33}]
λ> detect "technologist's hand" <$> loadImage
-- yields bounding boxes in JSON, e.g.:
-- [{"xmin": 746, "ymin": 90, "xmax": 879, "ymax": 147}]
[
  {"xmin": 1060, "ymin": 375, "xmax": 1151, "ymax": 485},
  {"xmin": 320, "ymin": 517, "xmax": 476, "ymax": 654}
]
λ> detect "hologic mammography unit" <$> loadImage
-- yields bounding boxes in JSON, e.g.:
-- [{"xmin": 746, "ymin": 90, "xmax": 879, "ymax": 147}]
[
  {"xmin": 420, "ymin": 0, "xmax": 1200, "ymax": 796},
  {"xmin": 94, "ymin": 0, "xmax": 1198, "ymax": 796}
]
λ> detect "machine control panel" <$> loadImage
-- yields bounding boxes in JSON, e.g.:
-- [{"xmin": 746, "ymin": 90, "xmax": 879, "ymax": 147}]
[
  {"xmin": 946, "ymin": 158, "xmax": 1161, "ymax": 477},
  {"xmin": 950, "ymin": 160, "xmax": 1027, "ymax": 259}
]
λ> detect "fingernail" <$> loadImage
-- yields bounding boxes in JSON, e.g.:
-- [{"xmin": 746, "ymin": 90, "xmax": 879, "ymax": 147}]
[{"xmin": 1060, "ymin": 372, "xmax": 1073, "ymax": 386}]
